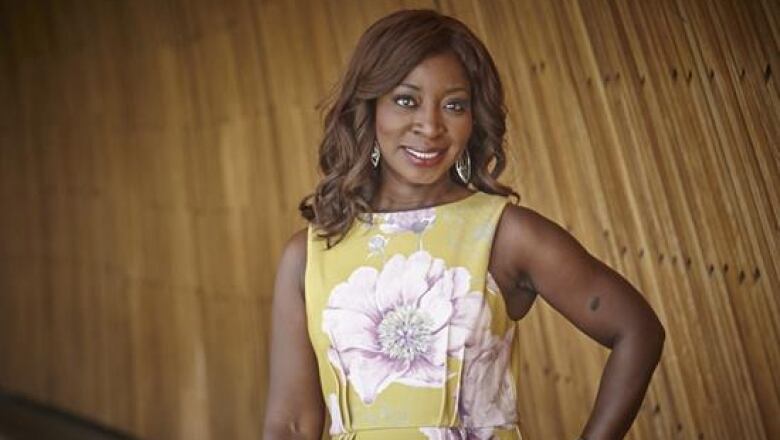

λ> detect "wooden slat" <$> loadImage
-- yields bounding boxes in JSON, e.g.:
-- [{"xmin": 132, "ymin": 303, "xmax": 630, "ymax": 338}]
[{"xmin": 0, "ymin": 0, "xmax": 777, "ymax": 439}]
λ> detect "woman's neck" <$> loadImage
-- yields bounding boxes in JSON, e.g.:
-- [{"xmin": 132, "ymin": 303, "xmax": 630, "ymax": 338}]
[{"xmin": 371, "ymin": 180, "xmax": 470, "ymax": 212}]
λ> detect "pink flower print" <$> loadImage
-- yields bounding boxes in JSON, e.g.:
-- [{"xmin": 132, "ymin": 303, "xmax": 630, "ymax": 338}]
[
  {"xmin": 326, "ymin": 393, "xmax": 345, "ymax": 435},
  {"xmin": 322, "ymin": 250, "xmax": 484, "ymax": 405},
  {"xmin": 379, "ymin": 208, "xmax": 436, "ymax": 235},
  {"xmin": 459, "ymin": 324, "xmax": 518, "ymax": 427},
  {"xmin": 419, "ymin": 427, "xmax": 495, "ymax": 440},
  {"xmin": 367, "ymin": 234, "xmax": 388, "ymax": 257}
]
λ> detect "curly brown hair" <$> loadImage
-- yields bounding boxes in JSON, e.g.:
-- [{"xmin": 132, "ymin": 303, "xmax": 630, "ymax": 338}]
[{"xmin": 299, "ymin": 9, "xmax": 519, "ymax": 248}]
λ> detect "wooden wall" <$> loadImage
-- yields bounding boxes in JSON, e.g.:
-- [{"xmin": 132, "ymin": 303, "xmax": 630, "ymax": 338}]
[{"xmin": 0, "ymin": 0, "xmax": 777, "ymax": 439}]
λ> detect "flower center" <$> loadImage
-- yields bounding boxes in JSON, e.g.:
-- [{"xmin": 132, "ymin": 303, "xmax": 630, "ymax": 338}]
[{"xmin": 377, "ymin": 305, "xmax": 433, "ymax": 361}]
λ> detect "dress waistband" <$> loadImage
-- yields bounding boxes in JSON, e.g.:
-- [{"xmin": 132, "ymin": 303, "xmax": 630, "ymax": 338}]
[{"xmin": 331, "ymin": 423, "xmax": 523, "ymax": 439}]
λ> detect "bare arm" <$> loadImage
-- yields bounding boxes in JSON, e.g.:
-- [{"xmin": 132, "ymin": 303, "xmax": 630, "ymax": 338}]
[
  {"xmin": 493, "ymin": 205, "xmax": 665, "ymax": 440},
  {"xmin": 263, "ymin": 228, "xmax": 325, "ymax": 440}
]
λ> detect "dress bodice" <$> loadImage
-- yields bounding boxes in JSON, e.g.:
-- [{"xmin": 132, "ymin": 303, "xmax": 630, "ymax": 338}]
[{"xmin": 305, "ymin": 191, "xmax": 523, "ymax": 439}]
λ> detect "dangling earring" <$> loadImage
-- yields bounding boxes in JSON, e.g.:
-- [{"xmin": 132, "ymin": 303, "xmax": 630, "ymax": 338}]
[
  {"xmin": 455, "ymin": 149, "xmax": 471, "ymax": 184},
  {"xmin": 371, "ymin": 140, "xmax": 381, "ymax": 168}
]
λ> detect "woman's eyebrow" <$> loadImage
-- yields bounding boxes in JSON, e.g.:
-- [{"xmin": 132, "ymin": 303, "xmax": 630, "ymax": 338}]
[{"xmin": 398, "ymin": 83, "xmax": 470, "ymax": 94}]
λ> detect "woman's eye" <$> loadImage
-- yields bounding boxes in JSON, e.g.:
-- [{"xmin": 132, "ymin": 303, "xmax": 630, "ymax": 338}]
[
  {"xmin": 445, "ymin": 100, "xmax": 468, "ymax": 113},
  {"xmin": 394, "ymin": 95, "xmax": 417, "ymax": 108}
]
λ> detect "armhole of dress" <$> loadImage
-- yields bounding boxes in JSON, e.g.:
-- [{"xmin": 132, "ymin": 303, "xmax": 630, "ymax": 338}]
[
  {"xmin": 302, "ymin": 224, "xmax": 317, "ymax": 347},
  {"xmin": 486, "ymin": 196, "xmax": 515, "ymax": 307},
  {"xmin": 303, "ymin": 224, "xmax": 312, "ymax": 307},
  {"xmin": 490, "ymin": 195, "xmax": 514, "ymax": 255},
  {"xmin": 486, "ymin": 197, "xmax": 512, "ymax": 280}
]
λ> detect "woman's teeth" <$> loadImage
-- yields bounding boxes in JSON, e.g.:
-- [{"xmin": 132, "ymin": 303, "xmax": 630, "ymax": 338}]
[{"xmin": 404, "ymin": 147, "xmax": 442, "ymax": 159}]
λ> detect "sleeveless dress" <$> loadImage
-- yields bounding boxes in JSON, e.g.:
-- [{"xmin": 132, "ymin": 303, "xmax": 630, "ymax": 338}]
[{"xmin": 305, "ymin": 191, "xmax": 523, "ymax": 439}]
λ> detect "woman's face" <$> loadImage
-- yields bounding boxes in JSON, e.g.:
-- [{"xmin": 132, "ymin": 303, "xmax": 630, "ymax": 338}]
[{"xmin": 374, "ymin": 51, "xmax": 473, "ymax": 187}]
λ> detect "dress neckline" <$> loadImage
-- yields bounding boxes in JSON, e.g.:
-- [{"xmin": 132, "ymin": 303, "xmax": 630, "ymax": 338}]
[{"xmin": 368, "ymin": 191, "xmax": 479, "ymax": 215}]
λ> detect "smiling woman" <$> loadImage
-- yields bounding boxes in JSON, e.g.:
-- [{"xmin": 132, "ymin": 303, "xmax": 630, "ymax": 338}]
[
  {"xmin": 297, "ymin": 9, "xmax": 518, "ymax": 249},
  {"xmin": 264, "ymin": 8, "xmax": 665, "ymax": 440},
  {"xmin": 373, "ymin": 52, "xmax": 473, "ymax": 190}
]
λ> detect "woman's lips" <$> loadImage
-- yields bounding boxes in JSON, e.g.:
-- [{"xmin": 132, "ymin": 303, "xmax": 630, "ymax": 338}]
[{"xmin": 402, "ymin": 146, "xmax": 446, "ymax": 167}]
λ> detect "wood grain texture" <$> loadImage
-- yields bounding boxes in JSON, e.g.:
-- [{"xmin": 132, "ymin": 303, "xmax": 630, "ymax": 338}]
[{"xmin": 0, "ymin": 0, "xmax": 776, "ymax": 439}]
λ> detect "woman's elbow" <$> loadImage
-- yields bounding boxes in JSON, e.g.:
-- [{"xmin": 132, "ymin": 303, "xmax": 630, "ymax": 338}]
[
  {"xmin": 652, "ymin": 319, "xmax": 666, "ymax": 357},
  {"xmin": 615, "ymin": 313, "xmax": 666, "ymax": 360},
  {"xmin": 634, "ymin": 316, "xmax": 666, "ymax": 362},
  {"xmin": 262, "ymin": 414, "xmax": 323, "ymax": 440},
  {"xmin": 646, "ymin": 309, "xmax": 666, "ymax": 343}
]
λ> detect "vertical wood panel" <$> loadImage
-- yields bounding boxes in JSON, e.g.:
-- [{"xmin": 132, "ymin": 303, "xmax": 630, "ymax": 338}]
[{"xmin": 0, "ymin": 0, "xmax": 777, "ymax": 439}]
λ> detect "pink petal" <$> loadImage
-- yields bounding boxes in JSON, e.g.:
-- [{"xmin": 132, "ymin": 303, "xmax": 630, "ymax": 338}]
[
  {"xmin": 397, "ymin": 356, "xmax": 446, "ymax": 387},
  {"xmin": 419, "ymin": 280, "xmax": 454, "ymax": 332},
  {"xmin": 428, "ymin": 257, "xmax": 446, "ymax": 281},
  {"xmin": 450, "ymin": 267, "xmax": 472, "ymax": 299},
  {"xmin": 448, "ymin": 281, "xmax": 490, "ymax": 354},
  {"xmin": 406, "ymin": 250, "xmax": 432, "ymax": 270},
  {"xmin": 427, "ymin": 327, "xmax": 449, "ymax": 366},
  {"xmin": 419, "ymin": 427, "xmax": 468, "ymax": 440},
  {"xmin": 436, "ymin": 270, "xmax": 455, "ymax": 301},
  {"xmin": 470, "ymin": 428, "xmax": 497, "ymax": 440},
  {"xmin": 327, "ymin": 348, "xmax": 346, "ymax": 384},
  {"xmin": 419, "ymin": 427, "xmax": 448, "ymax": 440},
  {"xmin": 379, "ymin": 224, "xmax": 400, "ymax": 234},
  {"xmin": 322, "ymin": 309, "xmax": 380, "ymax": 352},
  {"xmin": 451, "ymin": 292, "xmax": 486, "ymax": 330},
  {"xmin": 401, "ymin": 251, "xmax": 434, "ymax": 305},
  {"xmin": 339, "ymin": 349, "xmax": 408, "ymax": 404},
  {"xmin": 375, "ymin": 254, "xmax": 406, "ymax": 313},
  {"xmin": 418, "ymin": 273, "xmax": 445, "ymax": 308},
  {"xmin": 327, "ymin": 267, "xmax": 381, "ymax": 321},
  {"xmin": 327, "ymin": 393, "xmax": 345, "ymax": 435},
  {"xmin": 459, "ymin": 326, "xmax": 519, "ymax": 427},
  {"xmin": 402, "ymin": 278, "xmax": 431, "ymax": 307},
  {"xmin": 447, "ymin": 325, "xmax": 471, "ymax": 354}
]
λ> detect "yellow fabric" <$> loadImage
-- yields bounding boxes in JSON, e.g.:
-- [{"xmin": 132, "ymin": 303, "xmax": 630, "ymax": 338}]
[{"xmin": 306, "ymin": 191, "xmax": 522, "ymax": 439}]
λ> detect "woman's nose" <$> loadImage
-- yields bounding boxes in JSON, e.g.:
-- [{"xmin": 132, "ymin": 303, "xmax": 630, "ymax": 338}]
[{"xmin": 413, "ymin": 104, "xmax": 444, "ymax": 138}]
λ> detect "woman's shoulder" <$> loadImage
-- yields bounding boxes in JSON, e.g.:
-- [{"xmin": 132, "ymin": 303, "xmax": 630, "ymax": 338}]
[
  {"xmin": 287, "ymin": 226, "xmax": 309, "ymax": 248},
  {"xmin": 494, "ymin": 202, "xmax": 590, "ymax": 276},
  {"xmin": 276, "ymin": 226, "xmax": 309, "ymax": 294},
  {"xmin": 495, "ymin": 202, "xmax": 571, "ymax": 250},
  {"xmin": 281, "ymin": 226, "xmax": 309, "ymax": 259},
  {"xmin": 498, "ymin": 198, "xmax": 559, "ymax": 225}
]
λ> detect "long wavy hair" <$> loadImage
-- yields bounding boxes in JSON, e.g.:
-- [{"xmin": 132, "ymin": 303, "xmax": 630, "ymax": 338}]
[{"xmin": 299, "ymin": 9, "xmax": 519, "ymax": 248}]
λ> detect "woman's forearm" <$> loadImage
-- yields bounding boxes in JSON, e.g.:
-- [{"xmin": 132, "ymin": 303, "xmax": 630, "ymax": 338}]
[{"xmin": 579, "ymin": 323, "xmax": 666, "ymax": 440}]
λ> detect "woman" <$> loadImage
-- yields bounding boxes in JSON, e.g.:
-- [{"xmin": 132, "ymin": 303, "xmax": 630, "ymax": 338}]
[{"xmin": 263, "ymin": 9, "xmax": 664, "ymax": 440}]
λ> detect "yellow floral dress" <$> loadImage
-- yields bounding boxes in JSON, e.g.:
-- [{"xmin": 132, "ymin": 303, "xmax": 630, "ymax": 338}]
[{"xmin": 305, "ymin": 191, "xmax": 523, "ymax": 439}]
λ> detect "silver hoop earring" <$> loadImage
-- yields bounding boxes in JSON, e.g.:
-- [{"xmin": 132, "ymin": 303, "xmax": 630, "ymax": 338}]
[
  {"xmin": 371, "ymin": 141, "xmax": 381, "ymax": 168},
  {"xmin": 455, "ymin": 150, "xmax": 471, "ymax": 184}
]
